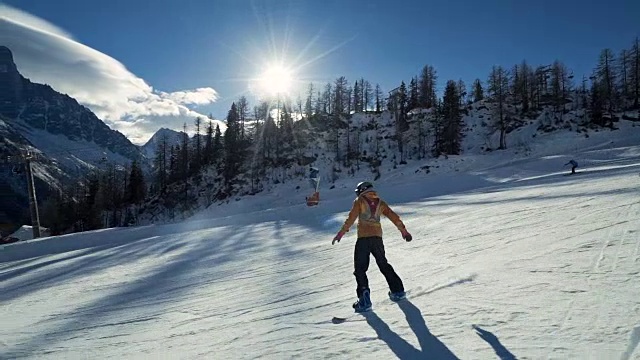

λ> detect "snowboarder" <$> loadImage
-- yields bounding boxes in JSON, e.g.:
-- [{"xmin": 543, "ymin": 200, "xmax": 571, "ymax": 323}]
[
  {"xmin": 306, "ymin": 166, "xmax": 320, "ymax": 206},
  {"xmin": 565, "ymin": 159, "xmax": 578, "ymax": 174},
  {"xmin": 332, "ymin": 181, "xmax": 412, "ymax": 312}
]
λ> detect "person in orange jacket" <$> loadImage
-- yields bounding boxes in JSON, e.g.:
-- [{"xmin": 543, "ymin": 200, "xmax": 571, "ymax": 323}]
[{"xmin": 332, "ymin": 181, "xmax": 412, "ymax": 312}]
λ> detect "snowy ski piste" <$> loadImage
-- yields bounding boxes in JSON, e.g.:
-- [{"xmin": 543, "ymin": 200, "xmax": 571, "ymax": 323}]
[{"xmin": 2, "ymin": 124, "xmax": 640, "ymax": 359}]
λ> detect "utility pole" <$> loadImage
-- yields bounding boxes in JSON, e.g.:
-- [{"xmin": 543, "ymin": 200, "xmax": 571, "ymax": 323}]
[
  {"xmin": 24, "ymin": 152, "xmax": 41, "ymax": 238},
  {"xmin": 3, "ymin": 152, "xmax": 41, "ymax": 239}
]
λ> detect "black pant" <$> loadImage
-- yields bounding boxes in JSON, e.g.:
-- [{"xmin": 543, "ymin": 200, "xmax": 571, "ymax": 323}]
[{"xmin": 353, "ymin": 236, "xmax": 404, "ymax": 298}]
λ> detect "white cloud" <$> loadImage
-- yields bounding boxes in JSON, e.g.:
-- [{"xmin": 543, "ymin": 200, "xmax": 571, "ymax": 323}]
[
  {"xmin": 159, "ymin": 88, "xmax": 219, "ymax": 106},
  {"xmin": 0, "ymin": 4, "xmax": 225, "ymax": 145}
]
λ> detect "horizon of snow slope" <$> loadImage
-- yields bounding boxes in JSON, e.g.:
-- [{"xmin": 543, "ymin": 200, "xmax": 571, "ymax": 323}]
[{"xmin": 2, "ymin": 123, "xmax": 640, "ymax": 359}]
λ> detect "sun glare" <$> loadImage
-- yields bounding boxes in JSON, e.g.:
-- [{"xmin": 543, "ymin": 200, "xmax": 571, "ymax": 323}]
[{"xmin": 259, "ymin": 64, "xmax": 293, "ymax": 96}]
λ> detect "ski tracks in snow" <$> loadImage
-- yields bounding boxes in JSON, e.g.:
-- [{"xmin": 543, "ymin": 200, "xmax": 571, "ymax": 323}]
[{"xmin": 549, "ymin": 200, "xmax": 640, "ymax": 358}]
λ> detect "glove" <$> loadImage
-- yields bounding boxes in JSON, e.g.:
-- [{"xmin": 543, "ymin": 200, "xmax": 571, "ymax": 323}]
[
  {"xmin": 332, "ymin": 231, "xmax": 345, "ymax": 245},
  {"xmin": 401, "ymin": 229, "xmax": 412, "ymax": 242}
]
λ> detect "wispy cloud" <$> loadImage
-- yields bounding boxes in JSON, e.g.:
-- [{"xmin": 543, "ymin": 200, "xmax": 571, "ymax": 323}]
[
  {"xmin": 159, "ymin": 88, "xmax": 220, "ymax": 107},
  {"xmin": 0, "ymin": 4, "xmax": 225, "ymax": 145}
]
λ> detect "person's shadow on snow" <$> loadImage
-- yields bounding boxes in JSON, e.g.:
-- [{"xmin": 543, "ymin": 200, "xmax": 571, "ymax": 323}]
[
  {"xmin": 363, "ymin": 299, "xmax": 459, "ymax": 360},
  {"xmin": 472, "ymin": 325, "xmax": 517, "ymax": 360}
]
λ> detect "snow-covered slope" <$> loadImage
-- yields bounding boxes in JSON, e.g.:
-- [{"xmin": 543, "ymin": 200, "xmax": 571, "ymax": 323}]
[
  {"xmin": 1, "ymin": 120, "xmax": 640, "ymax": 359},
  {"xmin": 6, "ymin": 225, "xmax": 50, "ymax": 241}
]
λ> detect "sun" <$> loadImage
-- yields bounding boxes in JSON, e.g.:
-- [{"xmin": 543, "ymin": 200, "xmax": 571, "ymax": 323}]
[{"xmin": 258, "ymin": 64, "xmax": 293, "ymax": 96}]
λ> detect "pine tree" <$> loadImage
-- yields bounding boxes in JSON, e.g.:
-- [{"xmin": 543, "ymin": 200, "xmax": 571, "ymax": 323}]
[
  {"xmin": 619, "ymin": 49, "xmax": 630, "ymax": 106},
  {"xmin": 334, "ymin": 76, "xmax": 348, "ymax": 115},
  {"xmin": 532, "ymin": 65, "xmax": 552, "ymax": 109},
  {"xmin": 398, "ymin": 81, "xmax": 408, "ymax": 131},
  {"xmin": 550, "ymin": 60, "xmax": 571, "ymax": 115},
  {"xmin": 390, "ymin": 82, "xmax": 409, "ymax": 164},
  {"xmin": 315, "ymin": 91, "xmax": 322, "ymax": 114},
  {"xmin": 279, "ymin": 105, "xmax": 295, "ymax": 166},
  {"xmin": 42, "ymin": 193, "xmax": 65, "ymax": 235},
  {"xmin": 438, "ymin": 80, "xmax": 464, "ymax": 155},
  {"xmin": 359, "ymin": 78, "xmax": 366, "ymax": 112},
  {"xmin": 262, "ymin": 114, "xmax": 277, "ymax": 165},
  {"xmin": 528, "ymin": 66, "xmax": 542, "ymax": 110},
  {"xmin": 595, "ymin": 49, "xmax": 617, "ymax": 112},
  {"xmin": 296, "ymin": 95, "xmax": 303, "ymax": 120},
  {"xmin": 375, "ymin": 84, "xmax": 383, "ymax": 112},
  {"xmin": 204, "ymin": 120, "xmax": 213, "ymax": 166},
  {"xmin": 154, "ymin": 133, "xmax": 168, "ymax": 193},
  {"xmin": 213, "ymin": 124, "xmax": 222, "ymax": 169},
  {"xmin": 431, "ymin": 99, "xmax": 444, "ymax": 157},
  {"xmin": 77, "ymin": 172, "xmax": 101, "ymax": 230},
  {"xmin": 168, "ymin": 144, "xmax": 179, "ymax": 183},
  {"xmin": 364, "ymin": 81, "xmax": 372, "ymax": 112},
  {"xmin": 223, "ymin": 103, "xmax": 243, "ymax": 187},
  {"xmin": 590, "ymin": 80, "xmax": 605, "ymax": 126},
  {"xmin": 416, "ymin": 111, "xmax": 428, "ymax": 159},
  {"xmin": 353, "ymin": 80, "xmax": 361, "ymax": 113},
  {"xmin": 629, "ymin": 37, "xmax": 640, "ymax": 108},
  {"xmin": 418, "ymin": 65, "xmax": 438, "ymax": 108},
  {"xmin": 408, "ymin": 77, "xmax": 419, "ymax": 110},
  {"xmin": 457, "ymin": 79, "xmax": 466, "ymax": 108},
  {"xmin": 323, "ymin": 83, "xmax": 333, "ymax": 114},
  {"xmin": 488, "ymin": 65, "xmax": 512, "ymax": 149},
  {"xmin": 511, "ymin": 64, "xmax": 521, "ymax": 102},
  {"xmin": 237, "ymin": 96, "xmax": 249, "ymax": 140},
  {"xmin": 472, "ymin": 78, "xmax": 484, "ymax": 103},
  {"xmin": 580, "ymin": 75, "xmax": 589, "ymax": 110},
  {"xmin": 511, "ymin": 62, "xmax": 533, "ymax": 113},
  {"xmin": 305, "ymin": 83, "xmax": 315, "ymax": 119},
  {"xmin": 519, "ymin": 60, "xmax": 532, "ymax": 113},
  {"xmin": 181, "ymin": 123, "xmax": 189, "ymax": 182},
  {"xmin": 99, "ymin": 162, "xmax": 125, "ymax": 227},
  {"xmin": 193, "ymin": 116, "xmax": 202, "ymax": 173},
  {"xmin": 181, "ymin": 123, "xmax": 189, "ymax": 208},
  {"xmin": 126, "ymin": 159, "xmax": 146, "ymax": 204}
]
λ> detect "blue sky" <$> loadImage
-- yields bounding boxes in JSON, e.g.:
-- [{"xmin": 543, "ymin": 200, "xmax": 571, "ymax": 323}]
[{"xmin": 2, "ymin": 0, "xmax": 639, "ymax": 140}]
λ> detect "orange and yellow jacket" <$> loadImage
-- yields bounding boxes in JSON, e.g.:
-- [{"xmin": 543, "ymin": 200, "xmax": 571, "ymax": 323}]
[{"xmin": 339, "ymin": 190, "xmax": 406, "ymax": 238}]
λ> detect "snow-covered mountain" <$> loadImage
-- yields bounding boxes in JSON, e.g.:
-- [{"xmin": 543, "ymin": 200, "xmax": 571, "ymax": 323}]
[
  {"xmin": 0, "ymin": 46, "xmax": 146, "ymax": 230},
  {"xmin": 2, "ymin": 115, "xmax": 640, "ymax": 359},
  {"xmin": 140, "ymin": 127, "xmax": 185, "ymax": 159}
]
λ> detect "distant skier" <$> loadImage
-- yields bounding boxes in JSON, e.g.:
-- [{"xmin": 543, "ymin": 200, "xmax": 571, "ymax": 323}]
[
  {"xmin": 308, "ymin": 166, "xmax": 319, "ymax": 189},
  {"xmin": 306, "ymin": 166, "xmax": 320, "ymax": 206},
  {"xmin": 565, "ymin": 159, "xmax": 578, "ymax": 174},
  {"xmin": 332, "ymin": 181, "xmax": 412, "ymax": 312}
]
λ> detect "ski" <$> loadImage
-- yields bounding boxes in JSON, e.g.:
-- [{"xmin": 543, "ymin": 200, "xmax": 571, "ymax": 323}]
[{"xmin": 331, "ymin": 316, "xmax": 352, "ymax": 324}]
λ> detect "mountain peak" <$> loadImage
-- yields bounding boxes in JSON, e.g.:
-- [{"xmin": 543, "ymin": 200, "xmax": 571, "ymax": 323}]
[
  {"xmin": 141, "ymin": 127, "xmax": 185, "ymax": 158},
  {"xmin": 147, "ymin": 127, "xmax": 184, "ymax": 142},
  {"xmin": 0, "ymin": 46, "xmax": 19, "ymax": 76},
  {"xmin": 0, "ymin": 46, "xmax": 14, "ymax": 60},
  {"xmin": 0, "ymin": 46, "xmax": 23, "ymax": 117}
]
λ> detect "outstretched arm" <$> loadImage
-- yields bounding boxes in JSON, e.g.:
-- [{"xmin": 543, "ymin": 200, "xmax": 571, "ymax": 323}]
[
  {"xmin": 382, "ymin": 204, "xmax": 406, "ymax": 232},
  {"xmin": 383, "ymin": 203, "xmax": 412, "ymax": 241},
  {"xmin": 339, "ymin": 199, "xmax": 360, "ymax": 234},
  {"xmin": 333, "ymin": 199, "xmax": 360, "ymax": 245}
]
